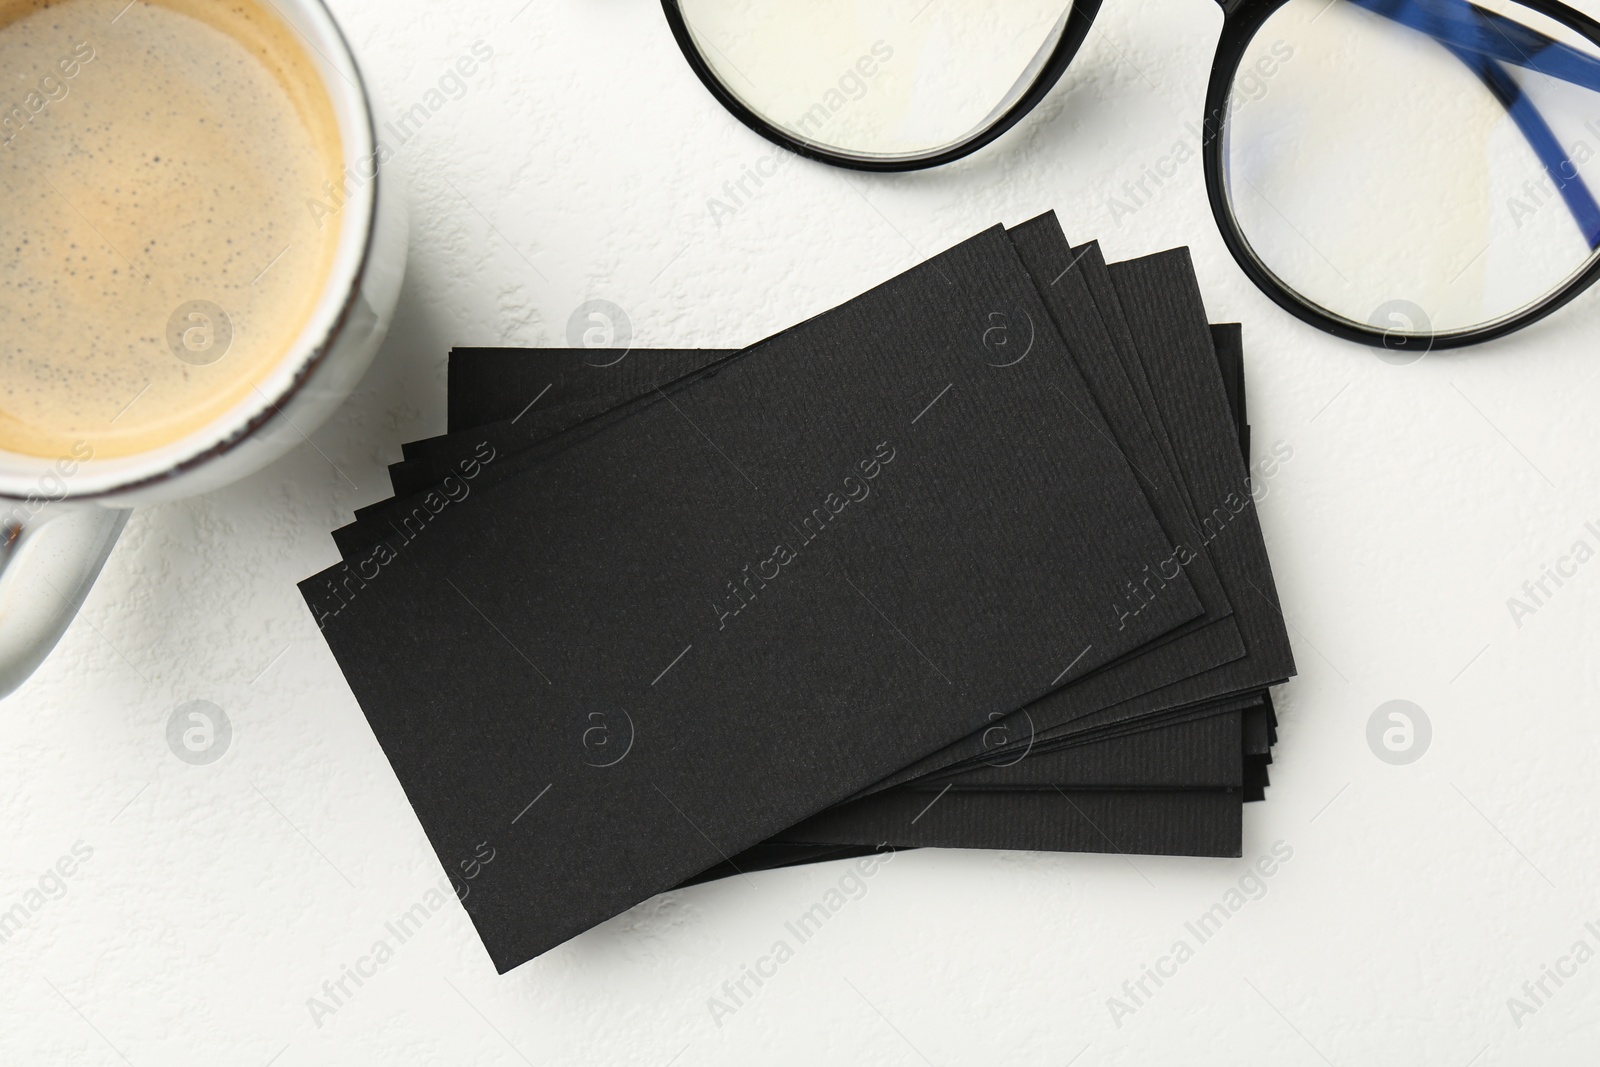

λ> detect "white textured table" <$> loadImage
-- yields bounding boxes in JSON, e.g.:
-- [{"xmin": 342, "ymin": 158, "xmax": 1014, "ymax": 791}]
[{"xmin": 7, "ymin": 0, "xmax": 1600, "ymax": 1063}]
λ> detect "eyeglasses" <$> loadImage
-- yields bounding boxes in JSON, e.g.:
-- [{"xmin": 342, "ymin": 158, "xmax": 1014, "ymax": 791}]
[{"xmin": 662, "ymin": 0, "xmax": 1600, "ymax": 350}]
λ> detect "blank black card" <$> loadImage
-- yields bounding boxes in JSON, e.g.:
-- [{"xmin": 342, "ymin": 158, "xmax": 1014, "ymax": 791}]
[
  {"xmin": 303, "ymin": 227, "xmax": 1202, "ymax": 969},
  {"xmin": 339, "ymin": 222, "xmax": 1278, "ymax": 859},
  {"xmin": 336, "ymin": 220, "xmax": 1285, "ymax": 861}
]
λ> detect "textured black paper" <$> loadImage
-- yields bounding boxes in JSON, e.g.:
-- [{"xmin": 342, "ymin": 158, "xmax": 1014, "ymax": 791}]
[
  {"xmin": 363, "ymin": 218, "xmax": 1261, "ymax": 788},
  {"xmin": 435, "ymin": 349, "xmax": 1259, "ymax": 861},
  {"xmin": 302, "ymin": 227, "xmax": 1201, "ymax": 968},
  {"xmin": 846, "ymin": 217, "xmax": 1255, "ymax": 791},
  {"xmin": 980, "ymin": 233, "xmax": 1296, "ymax": 756},
  {"xmin": 774, "ymin": 789, "xmax": 1242, "ymax": 858},
  {"xmin": 351, "ymin": 344, "xmax": 1254, "ymax": 802},
  {"xmin": 446, "ymin": 348, "xmax": 733, "ymax": 433},
  {"xmin": 359, "ymin": 281, "xmax": 1264, "ymax": 808},
  {"xmin": 761, "ymin": 228, "xmax": 1298, "ymax": 859},
  {"xmin": 342, "ymin": 232, "xmax": 1280, "ymax": 859},
  {"xmin": 434, "ymin": 264, "xmax": 1274, "ymax": 862}
]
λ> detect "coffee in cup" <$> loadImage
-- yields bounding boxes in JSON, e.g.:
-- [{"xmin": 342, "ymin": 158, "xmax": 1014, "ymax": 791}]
[{"xmin": 0, "ymin": 0, "xmax": 345, "ymax": 459}]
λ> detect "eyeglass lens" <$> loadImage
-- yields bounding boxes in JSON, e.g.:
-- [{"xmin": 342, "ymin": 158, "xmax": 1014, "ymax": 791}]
[
  {"xmin": 674, "ymin": 0, "xmax": 1600, "ymax": 341},
  {"xmin": 674, "ymin": 0, "xmax": 1076, "ymax": 162},
  {"xmin": 1225, "ymin": 0, "xmax": 1600, "ymax": 339}
]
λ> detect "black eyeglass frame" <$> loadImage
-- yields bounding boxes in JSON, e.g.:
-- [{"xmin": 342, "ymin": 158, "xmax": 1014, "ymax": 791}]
[
  {"xmin": 660, "ymin": 0, "xmax": 1108, "ymax": 172},
  {"xmin": 661, "ymin": 0, "xmax": 1600, "ymax": 350}
]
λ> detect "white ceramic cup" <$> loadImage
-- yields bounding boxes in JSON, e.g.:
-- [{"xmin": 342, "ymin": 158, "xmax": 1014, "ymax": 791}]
[{"xmin": 0, "ymin": 0, "xmax": 408, "ymax": 699}]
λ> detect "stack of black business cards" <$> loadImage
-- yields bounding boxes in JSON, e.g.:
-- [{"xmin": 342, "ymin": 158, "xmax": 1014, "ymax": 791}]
[{"xmin": 302, "ymin": 212, "xmax": 1295, "ymax": 972}]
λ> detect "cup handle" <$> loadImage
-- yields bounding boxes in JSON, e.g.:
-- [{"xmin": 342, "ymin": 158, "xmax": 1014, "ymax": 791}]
[{"xmin": 0, "ymin": 506, "xmax": 129, "ymax": 700}]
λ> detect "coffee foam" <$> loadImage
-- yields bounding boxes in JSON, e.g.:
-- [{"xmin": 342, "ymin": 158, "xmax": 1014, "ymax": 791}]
[{"xmin": 0, "ymin": 0, "xmax": 345, "ymax": 459}]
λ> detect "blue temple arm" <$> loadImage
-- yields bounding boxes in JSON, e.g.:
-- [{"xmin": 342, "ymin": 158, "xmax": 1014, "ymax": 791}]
[
  {"xmin": 1346, "ymin": 0, "xmax": 1600, "ymax": 248},
  {"xmin": 1351, "ymin": 0, "xmax": 1600, "ymax": 89},
  {"xmin": 1455, "ymin": 41, "xmax": 1600, "ymax": 245}
]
